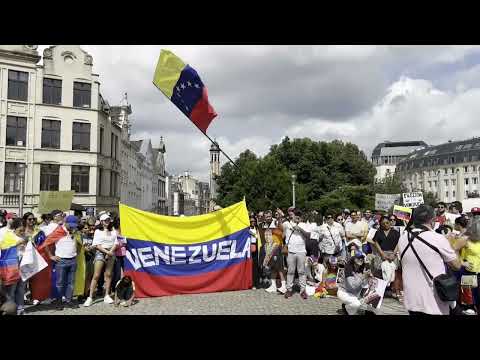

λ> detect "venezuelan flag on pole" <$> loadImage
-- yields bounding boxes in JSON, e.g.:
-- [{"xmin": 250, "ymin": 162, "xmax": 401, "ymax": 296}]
[
  {"xmin": 153, "ymin": 49, "xmax": 217, "ymax": 134},
  {"xmin": 119, "ymin": 200, "xmax": 252, "ymax": 297}
]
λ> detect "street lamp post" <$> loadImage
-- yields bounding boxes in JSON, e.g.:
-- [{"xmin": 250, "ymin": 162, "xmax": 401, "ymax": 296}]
[{"xmin": 291, "ymin": 174, "xmax": 296, "ymax": 208}]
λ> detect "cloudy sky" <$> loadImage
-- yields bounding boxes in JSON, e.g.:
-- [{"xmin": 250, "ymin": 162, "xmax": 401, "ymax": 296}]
[{"xmin": 40, "ymin": 45, "xmax": 480, "ymax": 181}]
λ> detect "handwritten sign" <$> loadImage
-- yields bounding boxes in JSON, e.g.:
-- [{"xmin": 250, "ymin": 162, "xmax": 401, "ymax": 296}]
[
  {"xmin": 402, "ymin": 192, "xmax": 424, "ymax": 208},
  {"xmin": 375, "ymin": 194, "xmax": 401, "ymax": 211},
  {"xmin": 38, "ymin": 191, "xmax": 75, "ymax": 214}
]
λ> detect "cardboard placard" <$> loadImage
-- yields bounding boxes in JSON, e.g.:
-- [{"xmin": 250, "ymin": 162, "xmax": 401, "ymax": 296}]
[
  {"xmin": 375, "ymin": 194, "xmax": 401, "ymax": 212},
  {"xmin": 402, "ymin": 192, "xmax": 424, "ymax": 208},
  {"xmin": 38, "ymin": 191, "xmax": 75, "ymax": 214}
]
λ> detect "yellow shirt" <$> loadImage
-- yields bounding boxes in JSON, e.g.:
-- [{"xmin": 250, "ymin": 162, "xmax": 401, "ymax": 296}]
[{"xmin": 462, "ymin": 241, "xmax": 480, "ymax": 273}]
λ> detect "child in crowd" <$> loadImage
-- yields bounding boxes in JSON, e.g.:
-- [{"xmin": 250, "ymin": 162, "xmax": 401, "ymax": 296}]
[{"xmin": 114, "ymin": 275, "xmax": 135, "ymax": 307}]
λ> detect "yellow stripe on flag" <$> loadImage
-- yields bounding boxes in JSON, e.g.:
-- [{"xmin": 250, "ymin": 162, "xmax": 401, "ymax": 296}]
[
  {"xmin": 153, "ymin": 49, "xmax": 186, "ymax": 99},
  {"xmin": 119, "ymin": 200, "xmax": 250, "ymax": 245}
]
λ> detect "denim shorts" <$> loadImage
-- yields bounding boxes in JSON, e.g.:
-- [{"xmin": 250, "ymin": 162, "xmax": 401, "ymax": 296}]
[{"xmin": 94, "ymin": 250, "xmax": 115, "ymax": 265}]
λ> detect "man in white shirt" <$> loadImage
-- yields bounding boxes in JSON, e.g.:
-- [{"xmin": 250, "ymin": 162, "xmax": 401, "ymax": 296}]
[
  {"xmin": 284, "ymin": 209, "xmax": 310, "ymax": 300},
  {"xmin": 44, "ymin": 210, "xmax": 78, "ymax": 309},
  {"xmin": 345, "ymin": 210, "xmax": 368, "ymax": 251},
  {"xmin": 318, "ymin": 213, "xmax": 344, "ymax": 259}
]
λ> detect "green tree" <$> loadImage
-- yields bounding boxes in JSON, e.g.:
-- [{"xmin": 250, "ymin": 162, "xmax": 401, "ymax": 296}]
[{"xmin": 215, "ymin": 137, "xmax": 377, "ymax": 213}]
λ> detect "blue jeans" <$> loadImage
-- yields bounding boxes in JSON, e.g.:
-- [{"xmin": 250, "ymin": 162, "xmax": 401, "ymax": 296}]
[
  {"xmin": 6, "ymin": 280, "xmax": 25, "ymax": 311},
  {"xmin": 55, "ymin": 257, "xmax": 77, "ymax": 302}
]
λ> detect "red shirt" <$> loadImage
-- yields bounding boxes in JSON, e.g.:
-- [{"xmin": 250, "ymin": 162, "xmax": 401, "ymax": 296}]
[{"xmin": 435, "ymin": 214, "xmax": 447, "ymax": 225}]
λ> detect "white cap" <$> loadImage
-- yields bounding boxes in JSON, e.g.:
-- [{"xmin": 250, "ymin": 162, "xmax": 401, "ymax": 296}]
[
  {"xmin": 213, "ymin": 205, "xmax": 222, "ymax": 211},
  {"xmin": 99, "ymin": 213, "xmax": 111, "ymax": 221}
]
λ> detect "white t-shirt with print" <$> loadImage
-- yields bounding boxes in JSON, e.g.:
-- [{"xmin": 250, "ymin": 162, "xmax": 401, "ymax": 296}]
[
  {"xmin": 92, "ymin": 229, "xmax": 119, "ymax": 250},
  {"xmin": 44, "ymin": 222, "xmax": 77, "ymax": 258}
]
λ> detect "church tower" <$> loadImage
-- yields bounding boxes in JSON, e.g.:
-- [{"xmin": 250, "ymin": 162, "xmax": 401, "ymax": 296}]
[{"xmin": 209, "ymin": 141, "xmax": 221, "ymax": 208}]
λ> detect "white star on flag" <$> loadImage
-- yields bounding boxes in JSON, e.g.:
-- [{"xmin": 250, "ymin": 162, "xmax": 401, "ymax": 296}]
[
  {"xmin": 187, "ymin": 81, "xmax": 192, "ymax": 87},
  {"xmin": 194, "ymin": 83, "xmax": 200, "ymax": 88},
  {"xmin": 181, "ymin": 83, "xmax": 186, "ymax": 89}
]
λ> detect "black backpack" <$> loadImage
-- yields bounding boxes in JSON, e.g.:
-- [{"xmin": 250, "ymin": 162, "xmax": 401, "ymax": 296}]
[{"xmin": 401, "ymin": 229, "xmax": 459, "ymax": 302}]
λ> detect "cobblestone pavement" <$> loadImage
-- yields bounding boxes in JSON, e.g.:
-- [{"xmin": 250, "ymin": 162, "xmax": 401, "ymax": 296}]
[{"xmin": 25, "ymin": 289, "xmax": 408, "ymax": 315}]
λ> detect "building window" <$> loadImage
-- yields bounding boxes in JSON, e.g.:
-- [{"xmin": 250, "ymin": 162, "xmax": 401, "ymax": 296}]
[
  {"xmin": 40, "ymin": 164, "xmax": 59, "ymax": 191},
  {"xmin": 41, "ymin": 119, "xmax": 61, "ymax": 149},
  {"xmin": 99, "ymin": 127, "xmax": 104, "ymax": 155},
  {"xmin": 465, "ymin": 166, "xmax": 469, "ymax": 173},
  {"xmin": 73, "ymin": 82, "xmax": 91, "ymax": 108},
  {"xmin": 453, "ymin": 190, "xmax": 456, "ymax": 198},
  {"xmin": 71, "ymin": 166, "xmax": 89, "ymax": 193},
  {"xmin": 451, "ymin": 168, "xmax": 455, "ymax": 174},
  {"xmin": 434, "ymin": 180, "xmax": 438, "ymax": 187},
  {"xmin": 444, "ymin": 168, "xmax": 448, "ymax": 175},
  {"xmin": 72, "ymin": 122, "xmax": 90, "ymax": 151},
  {"xmin": 465, "ymin": 178, "xmax": 469, "ymax": 185},
  {"xmin": 6, "ymin": 116, "xmax": 27, "ymax": 147},
  {"xmin": 473, "ymin": 166, "xmax": 477, "ymax": 172},
  {"xmin": 8, "ymin": 70, "xmax": 28, "ymax": 101},
  {"xmin": 445, "ymin": 179, "xmax": 449, "ymax": 186},
  {"xmin": 110, "ymin": 171, "xmax": 118, "ymax": 197},
  {"xmin": 111, "ymin": 133, "xmax": 118, "ymax": 160},
  {"xmin": 43, "ymin": 78, "xmax": 62, "ymax": 105},
  {"xmin": 452, "ymin": 179, "xmax": 456, "ymax": 186},
  {"xmin": 474, "ymin": 177, "xmax": 478, "ymax": 185},
  {"xmin": 4, "ymin": 163, "xmax": 24, "ymax": 193},
  {"xmin": 98, "ymin": 168, "xmax": 103, "ymax": 196},
  {"xmin": 428, "ymin": 181, "xmax": 432, "ymax": 189},
  {"xmin": 446, "ymin": 191, "xmax": 449, "ymax": 198}
]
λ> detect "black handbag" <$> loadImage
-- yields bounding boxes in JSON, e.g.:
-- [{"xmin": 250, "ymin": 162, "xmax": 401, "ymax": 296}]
[{"xmin": 401, "ymin": 230, "xmax": 459, "ymax": 302}]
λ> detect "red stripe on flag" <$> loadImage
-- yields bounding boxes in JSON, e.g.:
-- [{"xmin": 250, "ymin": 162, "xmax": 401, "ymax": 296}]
[
  {"xmin": 38, "ymin": 226, "xmax": 67, "ymax": 251},
  {"xmin": 125, "ymin": 259, "xmax": 253, "ymax": 298},
  {"xmin": 30, "ymin": 248, "xmax": 53, "ymax": 301},
  {"xmin": 190, "ymin": 87, "xmax": 217, "ymax": 133}
]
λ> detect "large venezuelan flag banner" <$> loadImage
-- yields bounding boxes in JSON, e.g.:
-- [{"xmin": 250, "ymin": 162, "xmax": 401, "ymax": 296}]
[{"xmin": 119, "ymin": 200, "xmax": 252, "ymax": 298}]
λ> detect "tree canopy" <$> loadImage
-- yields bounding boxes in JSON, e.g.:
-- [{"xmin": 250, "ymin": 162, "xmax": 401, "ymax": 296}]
[{"xmin": 215, "ymin": 137, "xmax": 380, "ymax": 213}]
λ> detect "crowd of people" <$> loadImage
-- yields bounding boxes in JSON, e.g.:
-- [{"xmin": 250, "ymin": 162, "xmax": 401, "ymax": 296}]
[
  {"xmin": 2, "ymin": 200, "xmax": 479, "ymax": 316},
  {"xmin": 248, "ymin": 202, "xmax": 480, "ymax": 315},
  {"xmin": 0, "ymin": 210, "xmax": 135, "ymax": 315}
]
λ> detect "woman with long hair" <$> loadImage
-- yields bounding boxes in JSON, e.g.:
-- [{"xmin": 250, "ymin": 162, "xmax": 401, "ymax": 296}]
[{"xmin": 83, "ymin": 214, "xmax": 118, "ymax": 307}]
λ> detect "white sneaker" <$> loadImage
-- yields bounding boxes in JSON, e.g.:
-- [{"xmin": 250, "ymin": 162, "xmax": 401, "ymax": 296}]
[
  {"xmin": 277, "ymin": 285, "xmax": 287, "ymax": 294},
  {"xmin": 104, "ymin": 295, "xmax": 114, "ymax": 304},
  {"xmin": 265, "ymin": 283, "xmax": 277, "ymax": 293},
  {"xmin": 463, "ymin": 309, "xmax": 477, "ymax": 315},
  {"xmin": 83, "ymin": 297, "xmax": 93, "ymax": 307},
  {"xmin": 32, "ymin": 299, "xmax": 40, "ymax": 306},
  {"xmin": 62, "ymin": 296, "xmax": 67, "ymax": 303},
  {"xmin": 120, "ymin": 301, "xmax": 128, "ymax": 307}
]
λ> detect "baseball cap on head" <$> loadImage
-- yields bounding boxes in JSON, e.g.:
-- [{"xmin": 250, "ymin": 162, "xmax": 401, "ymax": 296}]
[
  {"xmin": 354, "ymin": 250, "xmax": 365, "ymax": 259},
  {"xmin": 471, "ymin": 207, "xmax": 480, "ymax": 214},
  {"xmin": 65, "ymin": 215, "xmax": 78, "ymax": 230},
  {"xmin": 99, "ymin": 213, "xmax": 111, "ymax": 222},
  {"xmin": 343, "ymin": 209, "xmax": 350, "ymax": 214}
]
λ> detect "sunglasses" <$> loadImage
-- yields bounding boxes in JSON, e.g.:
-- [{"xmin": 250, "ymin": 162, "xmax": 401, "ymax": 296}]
[
  {"xmin": 389, "ymin": 218, "xmax": 396, "ymax": 221},
  {"xmin": 27, "ymin": 217, "xmax": 35, "ymax": 221},
  {"xmin": 326, "ymin": 216, "xmax": 333, "ymax": 219}
]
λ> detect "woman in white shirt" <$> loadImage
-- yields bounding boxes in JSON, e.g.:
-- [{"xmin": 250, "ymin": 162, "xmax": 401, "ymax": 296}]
[{"xmin": 83, "ymin": 214, "xmax": 118, "ymax": 307}]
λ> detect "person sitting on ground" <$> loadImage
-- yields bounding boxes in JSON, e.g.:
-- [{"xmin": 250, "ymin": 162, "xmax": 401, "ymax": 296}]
[
  {"xmin": 114, "ymin": 275, "xmax": 135, "ymax": 307},
  {"xmin": 337, "ymin": 251, "xmax": 371, "ymax": 315},
  {"xmin": 322, "ymin": 255, "xmax": 339, "ymax": 296}
]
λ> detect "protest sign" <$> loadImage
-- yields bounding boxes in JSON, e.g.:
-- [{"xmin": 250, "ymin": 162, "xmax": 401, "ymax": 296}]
[
  {"xmin": 402, "ymin": 192, "xmax": 424, "ymax": 208},
  {"xmin": 393, "ymin": 205, "xmax": 412, "ymax": 222},
  {"xmin": 375, "ymin": 194, "xmax": 401, "ymax": 211},
  {"xmin": 38, "ymin": 191, "xmax": 75, "ymax": 214},
  {"xmin": 360, "ymin": 277, "xmax": 388, "ymax": 309}
]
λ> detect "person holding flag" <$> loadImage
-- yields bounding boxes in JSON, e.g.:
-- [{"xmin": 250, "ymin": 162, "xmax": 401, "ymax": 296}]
[
  {"xmin": 42, "ymin": 210, "xmax": 78, "ymax": 309},
  {"xmin": 0, "ymin": 218, "xmax": 27, "ymax": 314}
]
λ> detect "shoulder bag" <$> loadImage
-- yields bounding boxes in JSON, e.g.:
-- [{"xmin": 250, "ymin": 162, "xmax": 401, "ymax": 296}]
[{"xmin": 401, "ymin": 230, "xmax": 459, "ymax": 302}]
